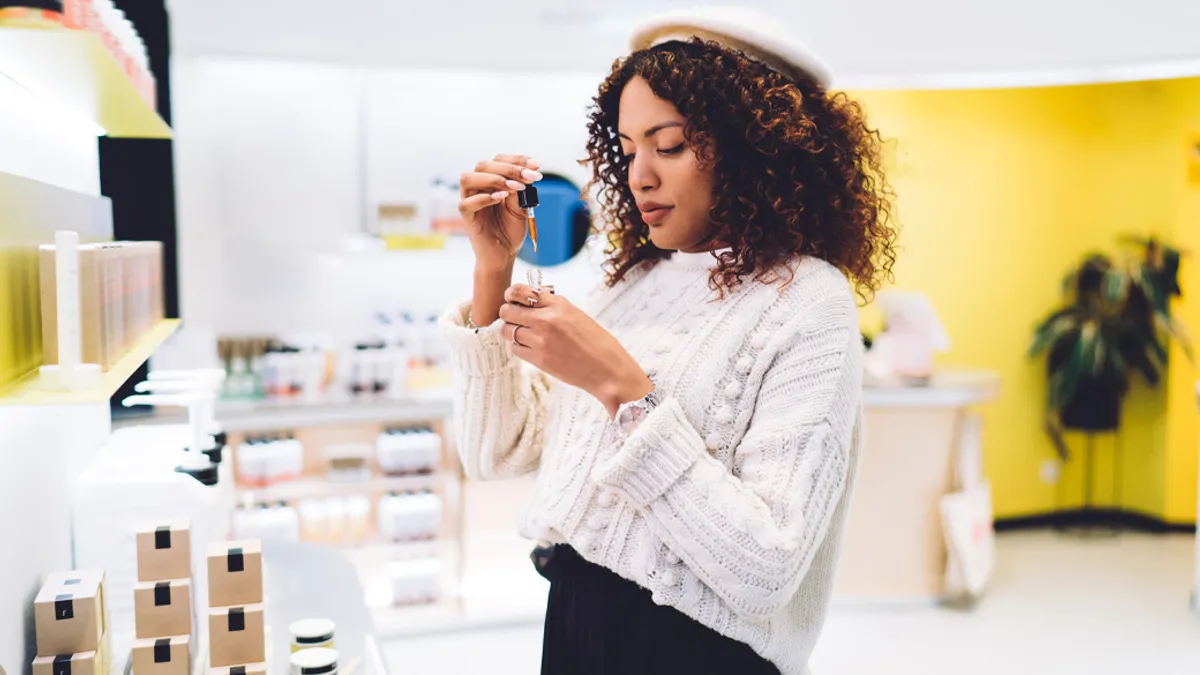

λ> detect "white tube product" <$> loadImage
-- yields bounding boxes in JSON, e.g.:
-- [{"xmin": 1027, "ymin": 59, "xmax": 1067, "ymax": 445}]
[
  {"xmin": 39, "ymin": 230, "xmax": 101, "ymax": 390},
  {"xmin": 73, "ymin": 394, "xmax": 230, "ymax": 659}
]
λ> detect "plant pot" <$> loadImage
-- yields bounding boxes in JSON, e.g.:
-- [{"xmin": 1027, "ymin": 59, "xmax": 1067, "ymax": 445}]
[{"xmin": 1059, "ymin": 380, "xmax": 1122, "ymax": 432}]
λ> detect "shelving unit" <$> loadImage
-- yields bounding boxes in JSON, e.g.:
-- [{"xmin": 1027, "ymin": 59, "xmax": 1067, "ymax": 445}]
[
  {"xmin": 214, "ymin": 394, "xmax": 453, "ymax": 433},
  {"xmin": 235, "ymin": 472, "xmax": 444, "ymax": 503},
  {"xmin": 0, "ymin": 319, "xmax": 180, "ymax": 405},
  {"xmin": 0, "ymin": 25, "xmax": 171, "ymax": 138},
  {"xmin": 222, "ymin": 402, "xmax": 467, "ymax": 632}
]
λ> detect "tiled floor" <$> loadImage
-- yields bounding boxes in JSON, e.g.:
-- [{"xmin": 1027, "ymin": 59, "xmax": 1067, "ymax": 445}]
[{"xmin": 382, "ymin": 530, "xmax": 1200, "ymax": 674}]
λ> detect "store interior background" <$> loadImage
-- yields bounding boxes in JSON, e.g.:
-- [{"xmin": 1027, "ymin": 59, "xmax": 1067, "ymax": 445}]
[{"xmin": 3, "ymin": 0, "xmax": 1200, "ymax": 674}]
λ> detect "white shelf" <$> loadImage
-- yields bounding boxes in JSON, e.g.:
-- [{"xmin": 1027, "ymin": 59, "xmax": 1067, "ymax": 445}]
[
  {"xmin": 0, "ymin": 320, "xmax": 180, "ymax": 405},
  {"xmin": 236, "ymin": 473, "xmax": 443, "ymax": 503},
  {"xmin": 0, "ymin": 25, "xmax": 170, "ymax": 138},
  {"xmin": 862, "ymin": 370, "xmax": 1000, "ymax": 409},
  {"xmin": 214, "ymin": 393, "xmax": 453, "ymax": 432}
]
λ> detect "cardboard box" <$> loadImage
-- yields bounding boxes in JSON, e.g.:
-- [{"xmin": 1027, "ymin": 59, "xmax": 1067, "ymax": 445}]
[
  {"xmin": 210, "ymin": 658, "xmax": 268, "ymax": 667},
  {"xmin": 207, "ymin": 664, "xmax": 266, "ymax": 675},
  {"xmin": 35, "ymin": 571, "xmax": 108, "ymax": 657},
  {"xmin": 32, "ymin": 628, "xmax": 108, "ymax": 675},
  {"xmin": 134, "ymin": 580, "xmax": 192, "ymax": 639},
  {"xmin": 136, "ymin": 521, "xmax": 192, "ymax": 582},
  {"xmin": 207, "ymin": 605, "xmax": 265, "ymax": 668},
  {"xmin": 132, "ymin": 636, "xmax": 191, "ymax": 675},
  {"xmin": 207, "ymin": 540, "xmax": 262, "ymax": 607}
]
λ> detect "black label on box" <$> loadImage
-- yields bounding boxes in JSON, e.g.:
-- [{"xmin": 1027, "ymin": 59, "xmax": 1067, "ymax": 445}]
[
  {"xmin": 155, "ymin": 526, "xmax": 172, "ymax": 549},
  {"xmin": 52, "ymin": 655, "xmax": 72, "ymax": 675},
  {"xmin": 154, "ymin": 639, "xmax": 172, "ymax": 663},
  {"xmin": 231, "ymin": 668, "xmax": 246, "ymax": 675},
  {"xmin": 228, "ymin": 607, "xmax": 245, "ymax": 632},
  {"xmin": 227, "ymin": 547, "xmax": 244, "ymax": 572},
  {"xmin": 154, "ymin": 582, "xmax": 171, "ymax": 606},
  {"xmin": 54, "ymin": 594, "xmax": 74, "ymax": 620}
]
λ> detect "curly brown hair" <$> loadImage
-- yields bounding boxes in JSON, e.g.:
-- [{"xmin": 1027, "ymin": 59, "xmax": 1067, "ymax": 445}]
[{"xmin": 583, "ymin": 38, "xmax": 898, "ymax": 302}]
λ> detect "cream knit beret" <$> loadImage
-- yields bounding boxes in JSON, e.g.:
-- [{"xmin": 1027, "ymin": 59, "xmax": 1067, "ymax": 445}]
[{"xmin": 628, "ymin": 6, "xmax": 834, "ymax": 88}]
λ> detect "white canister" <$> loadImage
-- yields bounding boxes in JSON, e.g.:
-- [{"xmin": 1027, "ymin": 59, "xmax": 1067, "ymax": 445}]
[
  {"xmin": 289, "ymin": 618, "xmax": 336, "ymax": 653},
  {"xmin": 290, "ymin": 647, "xmax": 338, "ymax": 675}
]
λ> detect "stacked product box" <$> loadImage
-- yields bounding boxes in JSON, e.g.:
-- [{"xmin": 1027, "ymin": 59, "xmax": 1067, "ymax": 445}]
[
  {"xmin": 206, "ymin": 540, "xmax": 266, "ymax": 674},
  {"xmin": 132, "ymin": 521, "xmax": 194, "ymax": 675},
  {"xmin": 39, "ymin": 240, "xmax": 165, "ymax": 370},
  {"xmin": 31, "ymin": 570, "xmax": 112, "ymax": 675}
]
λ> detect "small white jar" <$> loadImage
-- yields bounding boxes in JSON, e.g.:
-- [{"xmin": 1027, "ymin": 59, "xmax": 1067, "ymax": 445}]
[
  {"xmin": 289, "ymin": 618, "xmax": 336, "ymax": 653},
  {"xmin": 290, "ymin": 647, "xmax": 338, "ymax": 675}
]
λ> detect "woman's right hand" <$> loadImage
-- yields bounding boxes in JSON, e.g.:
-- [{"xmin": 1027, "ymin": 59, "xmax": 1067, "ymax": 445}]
[{"xmin": 459, "ymin": 154, "xmax": 543, "ymax": 270}]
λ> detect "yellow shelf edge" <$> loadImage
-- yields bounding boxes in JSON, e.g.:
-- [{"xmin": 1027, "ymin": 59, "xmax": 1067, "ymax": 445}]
[
  {"xmin": 0, "ymin": 25, "xmax": 172, "ymax": 139},
  {"xmin": 0, "ymin": 319, "xmax": 181, "ymax": 406}
]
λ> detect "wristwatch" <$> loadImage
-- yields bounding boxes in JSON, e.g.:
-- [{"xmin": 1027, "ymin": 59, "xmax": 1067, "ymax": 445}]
[{"xmin": 615, "ymin": 387, "xmax": 661, "ymax": 436}]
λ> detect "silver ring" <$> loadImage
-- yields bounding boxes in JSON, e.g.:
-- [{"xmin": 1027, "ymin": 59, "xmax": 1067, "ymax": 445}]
[
  {"xmin": 527, "ymin": 296, "xmax": 538, "ymax": 306},
  {"xmin": 511, "ymin": 325, "xmax": 524, "ymax": 347}
]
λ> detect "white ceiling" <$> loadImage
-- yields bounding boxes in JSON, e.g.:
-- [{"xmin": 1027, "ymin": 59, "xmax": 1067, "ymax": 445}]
[{"xmin": 167, "ymin": 0, "xmax": 1200, "ymax": 87}]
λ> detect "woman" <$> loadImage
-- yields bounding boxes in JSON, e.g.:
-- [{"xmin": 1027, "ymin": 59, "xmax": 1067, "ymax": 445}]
[{"xmin": 439, "ymin": 9, "xmax": 897, "ymax": 675}]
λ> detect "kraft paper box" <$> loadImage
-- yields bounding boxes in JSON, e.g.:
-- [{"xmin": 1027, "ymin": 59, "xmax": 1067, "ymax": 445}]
[
  {"xmin": 134, "ymin": 580, "xmax": 192, "ymax": 639},
  {"xmin": 32, "ymin": 638, "xmax": 108, "ymax": 675},
  {"xmin": 207, "ymin": 540, "xmax": 263, "ymax": 607},
  {"xmin": 132, "ymin": 636, "xmax": 191, "ymax": 675},
  {"xmin": 136, "ymin": 521, "xmax": 192, "ymax": 582},
  {"xmin": 40, "ymin": 244, "xmax": 106, "ymax": 369},
  {"xmin": 207, "ymin": 605, "xmax": 265, "ymax": 668},
  {"xmin": 35, "ymin": 570, "xmax": 108, "ymax": 657},
  {"xmin": 208, "ymin": 664, "xmax": 266, "ymax": 675}
]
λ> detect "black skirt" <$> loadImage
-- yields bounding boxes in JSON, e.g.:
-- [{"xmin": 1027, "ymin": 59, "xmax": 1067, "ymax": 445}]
[{"xmin": 534, "ymin": 544, "xmax": 780, "ymax": 675}]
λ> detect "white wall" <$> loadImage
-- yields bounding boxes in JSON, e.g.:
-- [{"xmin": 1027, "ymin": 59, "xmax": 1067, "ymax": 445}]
[
  {"xmin": 168, "ymin": 0, "xmax": 1200, "ymax": 88},
  {"xmin": 172, "ymin": 58, "xmax": 365, "ymax": 338},
  {"xmin": 172, "ymin": 58, "xmax": 606, "ymax": 345}
]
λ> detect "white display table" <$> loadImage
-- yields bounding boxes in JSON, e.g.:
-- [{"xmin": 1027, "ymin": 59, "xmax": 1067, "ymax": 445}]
[{"xmin": 834, "ymin": 370, "xmax": 1000, "ymax": 603}]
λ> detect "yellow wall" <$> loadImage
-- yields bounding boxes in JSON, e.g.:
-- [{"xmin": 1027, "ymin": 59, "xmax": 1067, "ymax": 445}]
[
  {"xmin": 1164, "ymin": 81, "xmax": 1200, "ymax": 523},
  {"xmin": 848, "ymin": 78, "xmax": 1200, "ymax": 521}
]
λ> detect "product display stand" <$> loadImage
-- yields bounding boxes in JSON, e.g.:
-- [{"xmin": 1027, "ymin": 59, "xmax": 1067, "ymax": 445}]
[
  {"xmin": 0, "ymin": 12, "xmax": 175, "ymax": 671},
  {"xmin": 215, "ymin": 403, "xmax": 466, "ymax": 632}
]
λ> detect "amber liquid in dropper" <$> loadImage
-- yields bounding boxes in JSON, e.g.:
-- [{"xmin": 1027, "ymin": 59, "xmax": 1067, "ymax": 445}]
[{"xmin": 528, "ymin": 214, "xmax": 539, "ymax": 252}]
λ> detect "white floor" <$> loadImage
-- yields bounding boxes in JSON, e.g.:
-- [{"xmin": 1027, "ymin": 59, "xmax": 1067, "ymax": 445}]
[{"xmin": 382, "ymin": 530, "xmax": 1200, "ymax": 675}]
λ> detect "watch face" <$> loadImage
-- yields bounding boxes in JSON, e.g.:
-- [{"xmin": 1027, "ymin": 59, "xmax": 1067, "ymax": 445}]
[{"xmin": 617, "ymin": 397, "xmax": 652, "ymax": 435}]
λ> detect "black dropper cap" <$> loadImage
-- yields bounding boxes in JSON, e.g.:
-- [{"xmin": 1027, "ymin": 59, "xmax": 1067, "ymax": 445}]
[
  {"xmin": 518, "ymin": 185, "xmax": 539, "ymax": 209},
  {"xmin": 175, "ymin": 462, "xmax": 219, "ymax": 486},
  {"xmin": 201, "ymin": 445, "xmax": 223, "ymax": 465}
]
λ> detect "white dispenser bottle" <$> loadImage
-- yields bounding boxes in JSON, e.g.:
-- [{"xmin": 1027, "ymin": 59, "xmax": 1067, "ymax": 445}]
[{"xmin": 72, "ymin": 394, "xmax": 230, "ymax": 663}]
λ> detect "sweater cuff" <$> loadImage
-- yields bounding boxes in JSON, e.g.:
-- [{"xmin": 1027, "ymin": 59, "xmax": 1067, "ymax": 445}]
[
  {"xmin": 438, "ymin": 301, "xmax": 512, "ymax": 377},
  {"xmin": 591, "ymin": 397, "xmax": 706, "ymax": 507}
]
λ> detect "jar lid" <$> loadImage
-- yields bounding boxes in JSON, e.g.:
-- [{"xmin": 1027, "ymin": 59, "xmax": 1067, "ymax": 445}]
[
  {"xmin": 289, "ymin": 618, "xmax": 336, "ymax": 643},
  {"xmin": 290, "ymin": 647, "xmax": 338, "ymax": 675}
]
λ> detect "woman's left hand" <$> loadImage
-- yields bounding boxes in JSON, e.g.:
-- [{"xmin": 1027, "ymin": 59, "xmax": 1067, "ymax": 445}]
[{"xmin": 499, "ymin": 283, "xmax": 653, "ymax": 417}]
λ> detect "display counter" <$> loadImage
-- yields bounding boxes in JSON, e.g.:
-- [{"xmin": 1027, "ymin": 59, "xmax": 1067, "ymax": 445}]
[{"xmin": 834, "ymin": 370, "xmax": 1000, "ymax": 603}]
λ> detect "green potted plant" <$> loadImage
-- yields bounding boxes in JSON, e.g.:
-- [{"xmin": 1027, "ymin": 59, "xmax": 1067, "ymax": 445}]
[{"xmin": 1029, "ymin": 237, "xmax": 1189, "ymax": 459}]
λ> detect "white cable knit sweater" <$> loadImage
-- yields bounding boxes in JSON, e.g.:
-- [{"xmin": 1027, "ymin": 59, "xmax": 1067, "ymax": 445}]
[{"xmin": 439, "ymin": 250, "xmax": 863, "ymax": 675}]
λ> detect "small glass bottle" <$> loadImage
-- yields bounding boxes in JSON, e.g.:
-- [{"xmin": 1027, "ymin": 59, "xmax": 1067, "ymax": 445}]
[{"xmin": 518, "ymin": 185, "xmax": 540, "ymax": 252}]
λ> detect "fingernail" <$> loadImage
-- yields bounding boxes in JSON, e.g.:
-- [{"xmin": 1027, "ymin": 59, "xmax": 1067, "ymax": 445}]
[
  {"xmin": 527, "ymin": 158, "xmax": 542, "ymax": 169},
  {"xmin": 505, "ymin": 180, "xmax": 526, "ymax": 191},
  {"xmin": 521, "ymin": 169, "xmax": 543, "ymax": 182},
  {"xmin": 491, "ymin": 191, "xmax": 508, "ymax": 200}
]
